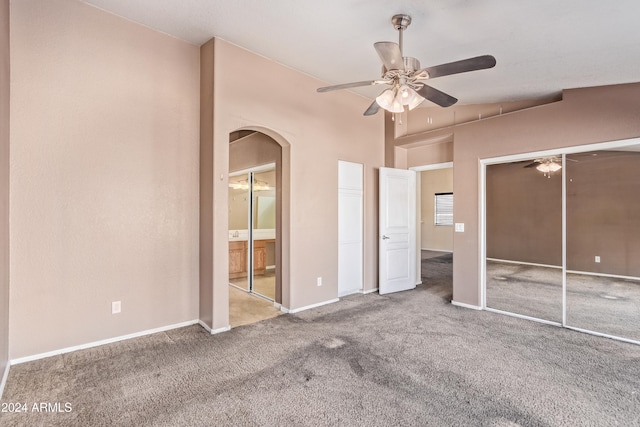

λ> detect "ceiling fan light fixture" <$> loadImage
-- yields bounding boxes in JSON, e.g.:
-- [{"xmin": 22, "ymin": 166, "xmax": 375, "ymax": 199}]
[
  {"xmin": 536, "ymin": 162, "xmax": 562, "ymax": 173},
  {"xmin": 398, "ymin": 85, "xmax": 425, "ymax": 110},
  {"xmin": 376, "ymin": 88, "xmax": 404, "ymax": 113}
]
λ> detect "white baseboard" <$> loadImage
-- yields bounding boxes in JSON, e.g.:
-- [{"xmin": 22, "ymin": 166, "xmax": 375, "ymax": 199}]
[
  {"xmin": 566, "ymin": 270, "xmax": 640, "ymax": 281},
  {"xmin": 210, "ymin": 325, "xmax": 231, "ymax": 335},
  {"xmin": 486, "ymin": 258, "xmax": 561, "ymax": 270},
  {"xmin": 0, "ymin": 362, "xmax": 9, "ymax": 399},
  {"xmin": 286, "ymin": 298, "xmax": 340, "ymax": 314},
  {"xmin": 198, "ymin": 320, "xmax": 212, "ymax": 333},
  {"xmin": 338, "ymin": 289, "xmax": 361, "ymax": 298},
  {"xmin": 10, "ymin": 319, "xmax": 199, "ymax": 365},
  {"xmin": 361, "ymin": 287, "xmax": 379, "ymax": 295},
  {"xmin": 421, "ymin": 248, "xmax": 453, "ymax": 253},
  {"xmin": 451, "ymin": 300, "xmax": 482, "ymax": 310},
  {"xmin": 197, "ymin": 320, "xmax": 230, "ymax": 335}
]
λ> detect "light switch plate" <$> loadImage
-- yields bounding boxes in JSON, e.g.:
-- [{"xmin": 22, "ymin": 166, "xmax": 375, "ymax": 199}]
[
  {"xmin": 112, "ymin": 301, "xmax": 121, "ymax": 314},
  {"xmin": 455, "ymin": 223, "xmax": 465, "ymax": 233}
]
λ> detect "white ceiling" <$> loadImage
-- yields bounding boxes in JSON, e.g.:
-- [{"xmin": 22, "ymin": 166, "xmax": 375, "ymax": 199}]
[{"xmin": 81, "ymin": 0, "xmax": 640, "ymax": 106}]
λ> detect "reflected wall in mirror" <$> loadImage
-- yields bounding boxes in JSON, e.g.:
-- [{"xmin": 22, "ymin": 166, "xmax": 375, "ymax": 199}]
[
  {"xmin": 485, "ymin": 159, "xmax": 562, "ymax": 322},
  {"xmin": 228, "ymin": 181, "xmax": 250, "ymax": 291},
  {"xmin": 253, "ymin": 170, "xmax": 276, "ymax": 230},
  {"xmin": 565, "ymin": 148, "xmax": 640, "ymax": 341}
]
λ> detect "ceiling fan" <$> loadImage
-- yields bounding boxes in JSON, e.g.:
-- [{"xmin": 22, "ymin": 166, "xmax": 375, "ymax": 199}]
[
  {"xmin": 317, "ymin": 14, "xmax": 496, "ymax": 116},
  {"xmin": 524, "ymin": 156, "xmax": 578, "ymax": 177}
]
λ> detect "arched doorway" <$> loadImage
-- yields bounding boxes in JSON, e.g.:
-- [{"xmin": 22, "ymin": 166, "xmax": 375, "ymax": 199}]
[{"xmin": 227, "ymin": 128, "xmax": 290, "ymax": 326}]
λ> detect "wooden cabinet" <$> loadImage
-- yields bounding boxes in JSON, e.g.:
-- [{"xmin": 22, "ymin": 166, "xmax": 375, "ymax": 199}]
[
  {"xmin": 229, "ymin": 241, "xmax": 247, "ymax": 279},
  {"xmin": 228, "ymin": 240, "xmax": 268, "ymax": 279},
  {"xmin": 253, "ymin": 240, "xmax": 266, "ymax": 275}
]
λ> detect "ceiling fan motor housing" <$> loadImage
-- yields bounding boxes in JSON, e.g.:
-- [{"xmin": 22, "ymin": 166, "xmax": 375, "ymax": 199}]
[{"xmin": 391, "ymin": 14, "xmax": 412, "ymax": 31}]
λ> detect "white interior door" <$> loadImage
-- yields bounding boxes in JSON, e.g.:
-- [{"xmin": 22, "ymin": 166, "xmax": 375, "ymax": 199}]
[
  {"xmin": 338, "ymin": 161, "xmax": 363, "ymax": 297},
  {"xmin": 379, "ymin": 167, "xmax": 417, "ymax": 294}
]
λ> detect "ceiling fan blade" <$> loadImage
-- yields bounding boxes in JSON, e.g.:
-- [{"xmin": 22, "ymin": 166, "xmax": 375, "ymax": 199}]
[
  {"xmin": 363, "ymin": 100, "xmax": 381, "ymax": 116},
  {"xmin": 417, "ymin": 55, "xmax": 496, "ymax": 80},
  {"xmin": 374, "ymin": 42, "xmax": 404, "ymax": 71},
  {"xmin": 317, "ymin": 80, "xmax": 379, "ymax": 93},
  {"xmin": 415, "ymin": 85, "xmax": 458, "ymax": 107}
]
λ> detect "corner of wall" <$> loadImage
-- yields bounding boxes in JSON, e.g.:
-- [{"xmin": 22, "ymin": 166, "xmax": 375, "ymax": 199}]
[{"xmin": 1, "ymin": 0, "xmax": 11, "ymax": 399}]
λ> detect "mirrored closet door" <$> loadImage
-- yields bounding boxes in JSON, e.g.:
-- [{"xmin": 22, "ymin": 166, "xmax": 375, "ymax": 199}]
[
  {"xmin": 228, "ymin": 165, "xmax": 277, "ymax": 301},
  {"xmin": 484, "ymin": 142, "xmax": 640, "ymax": 344},
  {"xmin": 485, "ymin": 158, "xmax": 563, "ymax": 323}
]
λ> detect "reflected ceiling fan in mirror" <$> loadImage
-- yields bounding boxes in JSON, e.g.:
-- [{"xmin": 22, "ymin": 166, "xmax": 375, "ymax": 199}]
[
  {"xmin": 317, "ymin": 14, "xmax": 496, "ymax": 118},
  {"xmin": 524, "ymin": 156, "xmax": 577, "ymax": 178}
]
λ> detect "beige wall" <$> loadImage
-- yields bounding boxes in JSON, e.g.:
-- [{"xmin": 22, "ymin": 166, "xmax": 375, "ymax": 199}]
[
  {"xmin": 201, "ymin": 38, "xmax": 384, "ymax": 327},
  {"xmin": 420, "ymin": 168, "xmax": 453, "ymax": 252},
  {"xmin": 486, "ymin": 153, "xmax": 640, "ymax": 277},
  {"xmin": 416, "ymin": 83, "xmax": 640, "ymax": 306},
  {"xmin": 10, "ymin": 0, "xmax": 200, "ymax": 358},
  {"xmin": 1, "ymin": 0, "xmax": 10, "ymax": 384},
  {"xmin": 566, "ymin": 152, "xmax": 640, "ymax": 276},
  {"xmin": 486, "ymin": 161, "xmax": 562, "ymax": 266}
]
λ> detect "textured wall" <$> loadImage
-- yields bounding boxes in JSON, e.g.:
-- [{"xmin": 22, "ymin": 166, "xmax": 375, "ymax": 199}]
[
  {"xmin": 0, "ymin": 0, "xmax": 10, "ymax": 386},
  {"xmin": 399, "ymin": 83, "xmax": 640, "ymax": 306},
  {"xmin": 202, "ymin": 38, "xmax": 384, "ymax": 323},
  {"xmin": 486, "ymin": 161, "xmax": 562, "ymax": 266},
  {"xmin": 10, "ymin": 0, "xmax": 200, "ymax": 359},
  {"xmin": 566, "ymin": 152, "xmax": 640, "ymax": 277},
  {"xmin": 420, "ymin": 168, "xmax": 454, "ymax": 252},
  {"xmin": 486, "ymin": 153, "xmax": 640, "ymax": 278},
  {"xmin": 451, "ymin": 84, "xmax": 640, "ymax": 306}
]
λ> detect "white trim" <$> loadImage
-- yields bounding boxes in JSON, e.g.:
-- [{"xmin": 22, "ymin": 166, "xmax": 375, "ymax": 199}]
[
  {"xmin": 480, "ymin": 137, "xmax": 640, "ymax": 166},
  {"xmin": 562, "ymin": 153, "xmax": 567, "ymax": 326},
  {"xmin": 451, "ymin": 300, "xmax": 482, "ymax": 310},
  {"xmin": 198, "ymin": 320, "xmax": 212, "ymax": 333},
  {"xmin": 484, "ymin": 260, "xmax": 640, "ymax": 281},
  {"xmin": 485, "ymin": 307, "xmax": 562, "ymax": 326},
  {"xmin": 266, "ymin": 265, "xmax": 276, "ymax": 270},
  {"xmin": 0, "ymin": 363, "xmax": 9, "ymax": 399},
  {"xmin": 486, "ymin": 258, "xmax": 562, "ymax": 270},
  {"xmin": 409, "ymin": 162, "xmax": 453, "ymax": 172},
  {"xmin": 486, "ymin": 309, "xmax": 640, "ymax": 346},
  {"xmin": 210, "ymin": 325, "xmax": 231, "ymax": 335},
  {"xmin": 279, "ymin": 306, "xmax": 290, "ymax": 314},
  {"xmin": 361, "ymin": 287, "xmax": 379, "ymax": 295},
  {"xmin": 229, "ymin": 162, "xmax": 276, "ymax": 177},
  {"xmin": 565, "ymin": 325, "xmax": 640, "ymax": 346},
  {"xmin": 287, "ymin": 298, "xmax": 340, "ymax": 314},
  {"xmin": 338, "ymin": 289, "xmax": 361, "ymax": 298},
  {"xmin": 479, "ymin": 158, "xmax": 486, "ymax": 308},
  {"xmin": 566, "ymin": 270, "xmax": 640, "ymax": 282},
  {"xmin": 10, "ymin": 320, "xmax": 199, "ymax": 365},
  {"xmin": 421, "ymin": 248, "xmax": 453, "ymax": 253}
]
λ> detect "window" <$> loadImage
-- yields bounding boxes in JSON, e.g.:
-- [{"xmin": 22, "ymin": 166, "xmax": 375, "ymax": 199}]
[{"xmin": 434, "ymin": 193, "xmax": 453, "ymax": 226}]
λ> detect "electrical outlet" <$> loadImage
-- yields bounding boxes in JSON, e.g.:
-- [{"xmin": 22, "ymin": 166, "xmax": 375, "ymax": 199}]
[
  {"xmin": 595, "ymin": 256, "xmax": 601, "ymax": 263},
  {"xmin": 112, "ymin": 301, "xmax": 121, "ymax": 314},
  {"xmin": 317, "ymin": 277, "xmax": 322, "ymax": 287},
  {"xmin": 455, "ymin": 223, "xmax": 465, "ymax": 233}
]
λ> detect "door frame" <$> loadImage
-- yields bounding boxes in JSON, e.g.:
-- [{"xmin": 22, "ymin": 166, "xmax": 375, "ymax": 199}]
[{"xmin": 409, "ymin": 162, "xmax": 453, "ymax": 284}]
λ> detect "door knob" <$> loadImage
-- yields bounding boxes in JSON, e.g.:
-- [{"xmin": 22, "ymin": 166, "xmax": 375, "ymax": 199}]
[{"xmin": 381, "ymin": 235, "xmax": 390, "ymax": 240}]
